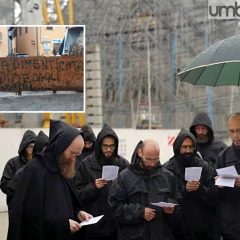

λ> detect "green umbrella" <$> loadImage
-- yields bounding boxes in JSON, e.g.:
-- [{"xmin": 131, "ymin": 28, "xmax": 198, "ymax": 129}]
[{"xmin": 178, "ymin": 34, "xmax": 240, "ymax": 86}]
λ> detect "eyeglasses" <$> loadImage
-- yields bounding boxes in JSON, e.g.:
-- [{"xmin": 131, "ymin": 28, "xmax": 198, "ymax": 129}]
[
  {"xmin": 180, "ymin": 145, "xmax": 195, "ymax": 150},
  {"xmin": 142, "ymin": 156, "xmax": 160, "ymax": 163},
  {"xmin": 101, "ymin": 144, "xmax": 116, "ymax": 151},
  {"xmin": 67, "ymin": 148, "xmax": 81, "ymax": 157}
]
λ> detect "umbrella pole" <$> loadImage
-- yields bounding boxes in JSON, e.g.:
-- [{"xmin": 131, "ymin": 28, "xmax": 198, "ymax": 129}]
[
  {"xmin": 230, "ymin": 87, "xmax": 234, "ymax": 114},
  {"xmin": 207, "ymin": 87, "xmax": 213, "ymax": 121}
]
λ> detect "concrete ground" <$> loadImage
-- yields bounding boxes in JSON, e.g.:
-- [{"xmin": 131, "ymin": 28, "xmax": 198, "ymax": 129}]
[
  {"xmin": 0, "ymin": 211, "xmax": 8, "ymax": 240},
  {"xmin": 0, "ymin": 92, "xmax": 84, "ymax": 111}
]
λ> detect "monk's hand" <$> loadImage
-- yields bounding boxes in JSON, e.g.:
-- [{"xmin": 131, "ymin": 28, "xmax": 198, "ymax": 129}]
[
  {"xmin": 69, "ymin": 219, "xmax": 81, "ymax": 233},
  {"xmin": 163, "ymin": 206, "xmax": 175, "ymax": 214},
  {"xmin": 186, "ymin": 181, "xmax": 200, "ymax": 192},
  {"xmin": 144, "ymin": 207, "xmax": 156, "ymax": 221},
  {"xmin": 235, "ymin": 176, "xmax": 240, "ymax": 187},
  {"xmin": 95, "ymin": 178, "xmax": 108, "ymax": 189},
  {"xmin": 77, "ymin": 210, "xmax": 93, "ymax": 222}
]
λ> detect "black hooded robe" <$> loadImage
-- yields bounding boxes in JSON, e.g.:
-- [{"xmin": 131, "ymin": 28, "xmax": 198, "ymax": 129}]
[
  {"xmin": 7, "ymin": 120, "xmax": 85, "ymax": 240},
  {"xmin": 75, "ymin": 124, "xmax": 129, "ymax": 239},
  {"xmin": 6, "ymin": 130, "xmax": 49, "ymax": 210},
  {"xmin": 215, "ymin": 145, "xmax": 240, "ymax": 240},
  {"xmin": 164, "ymin": 128, "xmax": 219, "ymax": 240},
  {"xmin": 76, "ymin": 124, "xmax": 96, "ymax": 167},
  {"xmin": 108, "ymin": 141, "xmax": 178, "ymax": 240},
  {"xmin": 190, "ymin": 112, "xmax": 227, "ymax": 167},
  {"xmin": 32, "ymin": 130, "xmax": 49, "ymax": 156},
  {"xmin": 0, "ymin": 130, "xmax": 37, "ymax": 207}
]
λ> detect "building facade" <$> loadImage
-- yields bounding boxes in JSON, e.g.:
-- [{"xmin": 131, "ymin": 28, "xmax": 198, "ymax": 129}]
[{"xmin": 11, "ymin": 26, "xmax": 66, "ymax": 56}]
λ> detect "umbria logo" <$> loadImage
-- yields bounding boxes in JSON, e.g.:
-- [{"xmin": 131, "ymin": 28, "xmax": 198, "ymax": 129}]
[{"xmin": 208, "ymin": 0, "xmax": 240, "ymax": 19}]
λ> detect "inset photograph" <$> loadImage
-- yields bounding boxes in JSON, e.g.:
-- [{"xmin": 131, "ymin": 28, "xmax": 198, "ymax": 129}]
[{"xmin": 0, "ymin": 25, "xmax": 84, "ymax": 111}]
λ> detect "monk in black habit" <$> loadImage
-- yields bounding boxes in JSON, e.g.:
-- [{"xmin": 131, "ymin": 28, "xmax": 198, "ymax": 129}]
[{"xmin": 7, "ymin": 120, "xmax": 92, "ymax": 240}]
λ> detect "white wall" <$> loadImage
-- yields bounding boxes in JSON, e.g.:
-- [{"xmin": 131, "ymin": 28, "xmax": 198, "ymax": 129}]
[{"xmin": 0, "ymin": 128, "xmax": 180, "ymax": 212}]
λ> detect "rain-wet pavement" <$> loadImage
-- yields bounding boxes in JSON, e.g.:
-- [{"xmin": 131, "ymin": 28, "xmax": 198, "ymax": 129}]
[{"xmin": 0, "ymin": 91, "xmax": 84, "ymax": 111}]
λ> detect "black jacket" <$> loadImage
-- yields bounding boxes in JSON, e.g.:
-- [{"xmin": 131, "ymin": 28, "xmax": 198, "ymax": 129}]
[
  {"xmin": 32, "ymin": 130, "xmax": 49, "ymax": 156},
  {"xmin": 6, "ymin": 130, "xmax": 49, "ymax": 210},
  {"xmin": 108, "ymin": 141, "xmax": 178, "ymax": 240},
  {"xmin": 7, "ymin": 120, "xmax": 85, "ymax": 240},
  {"xmin": 215, "ymin": 145, "xmax": 240, "ymax": 239},
  {"xmin": 76, "ymin": 124, "xmax": 96, "ymax": 166},
  {"xmin": 190, "ymin": 112, "xmax": 227, "ymax": 167},
  {"xmin": 0, "ymin": 130, "xmax": 37, "ymax": 207},
  {"xmin": 164, "ymin": 128, "xmax": 219, "ymax": 240},
  {"xmin": 75, "ymin": 124, "xmax": 129, "ymax": 238}
]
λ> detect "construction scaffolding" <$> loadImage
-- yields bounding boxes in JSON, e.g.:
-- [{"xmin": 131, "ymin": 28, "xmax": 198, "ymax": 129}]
[{"xmin": 0, "ymin": 0, "xmax": 240, "ymax": 137}]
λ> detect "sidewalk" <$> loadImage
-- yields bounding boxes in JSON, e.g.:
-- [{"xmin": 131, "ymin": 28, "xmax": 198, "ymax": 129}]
[
  {"xmin": 0, "ymin": 92, "xmax": 83, "ymax": 111},
  {"xmin": 0, "ymin": 211, "xmax": 8, "ymax": 240}
]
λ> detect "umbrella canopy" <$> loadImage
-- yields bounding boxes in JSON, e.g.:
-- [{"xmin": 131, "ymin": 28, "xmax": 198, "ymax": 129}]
[{"xmin": 178, "ymin": 34, "xmax": 240, "ymax": 86}]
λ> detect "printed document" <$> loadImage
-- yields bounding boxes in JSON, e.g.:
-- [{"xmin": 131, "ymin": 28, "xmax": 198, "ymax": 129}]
[
  {"xmin": 185, "ymin": 167, "xmax": 202, "ymax": 182},
  {"xmin": 216, "ymin": 165, "xmax": 238, "ymax": 188},
  {"xmin": 102, "ymin": 165, "xmax": 119, "ymax": 180},
  {"xmin": 151, "ymin": 202, "xmax": 178, "ymax": 208},
  {"xmin": 80, "ymin": 215, "xmax": 104, "ymax": 227}
]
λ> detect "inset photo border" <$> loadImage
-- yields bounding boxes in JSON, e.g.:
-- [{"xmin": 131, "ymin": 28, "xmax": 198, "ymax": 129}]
[{"xmin": 0, "ymin": 25, "xmax": 85, "ymax": 112}]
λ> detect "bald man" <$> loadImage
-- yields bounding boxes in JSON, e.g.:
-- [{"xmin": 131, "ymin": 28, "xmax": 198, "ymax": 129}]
[
  {"xmin": 109, "ymin": 139, "xmax": 178, "ymax": 240},
  {"xmin": 215, "ymin": 113, "xmax": 240, "ymax": 240}
]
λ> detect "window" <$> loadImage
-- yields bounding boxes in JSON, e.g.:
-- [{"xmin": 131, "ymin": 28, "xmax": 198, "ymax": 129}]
[
  {"xmin": 25, "ymin": 27, "xmax": 28, "ymax": 33},
  {"xmin": 46, "ymin": 27, "xmax": 53, "ymax": 30}
]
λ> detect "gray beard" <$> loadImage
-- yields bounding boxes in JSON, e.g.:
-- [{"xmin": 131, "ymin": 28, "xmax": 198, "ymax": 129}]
[
  {"xmin": 196, "ymin": 134, "xmax": 209, "ymax": 144},
  {"xmin": 58, "ymin": 155, "xmax": 76, "ymax": 179}
]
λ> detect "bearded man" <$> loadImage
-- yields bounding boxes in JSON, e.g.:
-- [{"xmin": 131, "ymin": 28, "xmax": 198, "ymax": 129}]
[
  {"xmin": 164, "ymin": 128, "xmax": 219, "ymax": 240},
  {"xmin": 7, "ymin": 120, "xmax": 92, "ymax": 240},
  {"xmin": 75, "ymin": 124, "xmax": 129, "ymax": 240},
  {"xmin": 189, "ymin": 112, "xmax": 227, "ymax": 167}
]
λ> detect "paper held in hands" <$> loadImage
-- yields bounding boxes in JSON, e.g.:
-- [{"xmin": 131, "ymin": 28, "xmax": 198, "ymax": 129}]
[
  {"xmin": 185, "ymin": 167, "xmax": 202, "ymax": 182},
  {"xmin": 102, "ymin": 165, "xmax": 119, "ymax": 180},
  {"xmin": 216, "ymin": 165, "xmax": 238, "ymax": 188},
  {"xmin": 80, "ymin": 215, "xmax": 104, "ymax": 227},
  {"xmin": 151, "ymin": 202, "xmax": 178, "ymax": 208}
]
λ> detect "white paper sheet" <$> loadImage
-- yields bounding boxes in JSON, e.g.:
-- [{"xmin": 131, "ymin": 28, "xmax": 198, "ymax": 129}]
[
  {"xmin": 216, "ymin": 166, "xmax": 238, "ymax": 178},
  {"xmin": 215, "ymin": 177, "xmax": 236, "ymax": 188},
  {"xmin": 102, "ymin": 165, "xmax": 119, "ymax": 180},
  {"xmin": 151, "ymin": 202, "xmax": 178, "ymax": 208},
  {"xmin": 80, "ymin": 215, "xmax": 104, "ymax": 227},
  {"xmin": 185, "ymin": 167, "xmax": 202, "ymax": 181},
  {"xmin": 215, "ymin": 165, "xmax": 238, "ymax": 188}
]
